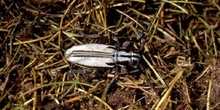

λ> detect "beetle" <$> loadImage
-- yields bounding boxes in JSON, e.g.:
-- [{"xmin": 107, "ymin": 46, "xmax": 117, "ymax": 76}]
[
  {"xmin": 64, "ymin": 37, "xmax": 161, "ymax": 98},
  {"xmin": 64, "ymin": 43, "xmax": 140, "ymax": 68}
]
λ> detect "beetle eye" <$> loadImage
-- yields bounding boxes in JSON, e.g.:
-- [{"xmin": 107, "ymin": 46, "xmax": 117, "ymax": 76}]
[
  {"xmin": 131, "ymin": 58, "xmax": 139, "ymax": 68},
  {"xmin": 130, "ymin": 52, "xmax": 140, "ymax": 67},
  {"xmin": 131, "ymin": 59, "xmax": 138, "ymax": 67}
]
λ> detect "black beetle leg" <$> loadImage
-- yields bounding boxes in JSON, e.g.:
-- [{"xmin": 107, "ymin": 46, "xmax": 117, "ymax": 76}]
[
  {"xmin": 111, "ymin": 35, "xmax": 122, "ymax": 49},
  {"xmin": 106, "ymin": 66, "xmax": 121, "ymax": 93},
  {"xmin": 121, "ymin": 41, "xmax": 131, "ymax": 50}
]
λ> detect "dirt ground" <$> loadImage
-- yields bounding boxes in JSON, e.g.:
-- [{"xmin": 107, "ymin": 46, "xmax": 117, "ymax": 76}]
[{"xmin": 0, "ymin": 0, "xmax": 220, "ymax": 110}]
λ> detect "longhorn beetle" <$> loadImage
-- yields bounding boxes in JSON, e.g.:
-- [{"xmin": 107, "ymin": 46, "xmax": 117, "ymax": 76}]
[
  {"xmin": 64, "ymin": 33, "xmax": 147, "ymax": 93},
  {"xmin": 64, "ymin": 43, "xmax": 141, "ymax": 68}
]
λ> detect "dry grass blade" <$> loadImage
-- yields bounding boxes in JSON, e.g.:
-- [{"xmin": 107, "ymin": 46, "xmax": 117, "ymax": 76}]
[{"xmin": 155, "ymin": 69, "xmax": 184, "ymax": 109}]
